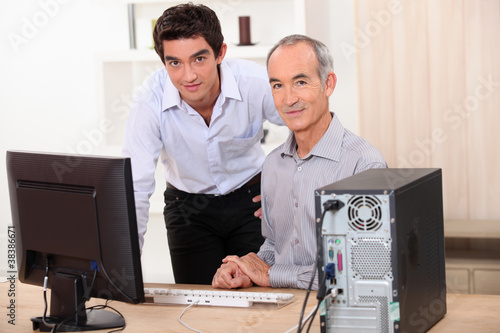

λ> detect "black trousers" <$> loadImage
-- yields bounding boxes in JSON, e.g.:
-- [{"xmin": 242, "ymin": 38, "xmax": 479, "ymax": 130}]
[{"xmin": 163, "ymin": 182, "xmax": 264, "ymax": 285}]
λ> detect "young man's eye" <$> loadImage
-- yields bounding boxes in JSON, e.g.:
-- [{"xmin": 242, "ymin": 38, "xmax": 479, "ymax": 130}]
[
  {"xmin": 195, "ymin": 56, "xmax": 205, "ymax": 62},
  {"xmin": 169, "ymin": 61, "xmax": 180, "ymax": 67}
]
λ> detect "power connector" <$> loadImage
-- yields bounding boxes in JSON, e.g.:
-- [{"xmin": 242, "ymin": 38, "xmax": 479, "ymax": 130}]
[{"xmin": 323, "ymin": 199, "xmax": 345, "ymax": 212}]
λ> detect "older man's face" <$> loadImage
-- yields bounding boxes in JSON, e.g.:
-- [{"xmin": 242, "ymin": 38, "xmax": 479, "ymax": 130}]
[{"xmin": 267, "ymin": 42, "xmax": 335, "ymax": 135}]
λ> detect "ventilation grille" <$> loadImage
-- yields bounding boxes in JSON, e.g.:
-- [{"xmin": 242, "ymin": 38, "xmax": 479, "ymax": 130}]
[
  {"xmin": 347, "ymin": 195, "xmax": 383, "ymax": 232},
  {"xmin": 425, "ymin": 208, "xmax": 440, "ymax": 297},
  {"xmin": 358, "ymin": 296, "xmax": 389, "ymax": 333},
  {"xmin": 351, "ymin": 238, "xmax": 391, "ymax": 280},
  {"xmin": 18, "ymin": 180, "xmax": 95, "ymax": 195}
]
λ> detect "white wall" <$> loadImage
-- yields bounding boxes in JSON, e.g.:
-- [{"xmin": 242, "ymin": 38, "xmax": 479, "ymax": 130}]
[
  {"xmin": 326, "ymin": 0, "xmax": 359, "ymax": 134},
  {"xmin": 0, "ymin": 0, "xmax": 130, "ymax": 279},
  {"xmin": 306, "ymin": 0, "xmax": 359, "ymax": 134},
  {"xmin": 0, "ymin": 1, "xmax": 357, "ymax": 284}
]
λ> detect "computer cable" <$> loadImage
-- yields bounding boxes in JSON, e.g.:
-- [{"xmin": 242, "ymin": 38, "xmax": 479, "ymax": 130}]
[
  {"xmin": 284, "ymin": 304, "xmax": 318, "ymax": 333},
  {"xmin": 50, "ymin": 269, "xmax": 97, "ymax": 333},
  {"xmin": 40, "ymin": 256, "xmax": 99, "ymax": 332},
  {"xmin": 40, "ymin": 228, "xmax": 130, "ymax": 333},
  {"xmin": 303, "ymin": 273, "xmax": 328, "ymax": 332},
  {"xmin": 297, "ymin": 260, "xmax": 317, "ymax": 333},
  {"xmin": 305, "ymin": 289, "xmax": 338, "ymax": 333},
  {"xmin": 42, "ymin": 257, "xmax": 56, "ymax": 329},
  {"xmin": 177, "ymin": 300, "xmax": 204, "ymax": 333},
  {"xmin": 86, "ymin": 300, "xmax": 126, "ymax": 333},
  {"xmin": 297, "ymin": 199, "xmax": 344, "ymax": 332},
  {"xmin": 94, "ymin": 220, "xmax": 137, "ymax": 304}
]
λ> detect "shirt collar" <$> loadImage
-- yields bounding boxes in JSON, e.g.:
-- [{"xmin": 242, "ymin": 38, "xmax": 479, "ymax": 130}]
[
  {"xmin": 162, "ymin": 73, "xmax": 182, "ymax": 111},
  {"xmin": 161, "ymin": 60, "xmax": 242, "ymax": 112},
  {"xmin": 280, "ymin": 112, "xmax": 344, "ymax": 162},
  {"xmin": 219, "ymin": 60, "xmax": 242, "ymax": 102}
]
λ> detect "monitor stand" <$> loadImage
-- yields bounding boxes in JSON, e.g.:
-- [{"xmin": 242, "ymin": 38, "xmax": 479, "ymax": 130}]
[{"xmin": 31, "ymin": 271, "xmax": 124, "ymax": 332}]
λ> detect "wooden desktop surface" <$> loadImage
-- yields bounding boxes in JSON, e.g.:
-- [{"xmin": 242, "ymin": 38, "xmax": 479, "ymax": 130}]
[{"xmin": 1, "ymin": 281, "xmax": 500, "ymax": 332}]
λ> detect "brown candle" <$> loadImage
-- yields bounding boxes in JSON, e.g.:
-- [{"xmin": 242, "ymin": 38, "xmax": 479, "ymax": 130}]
[{"xmin": 239, "ymin": 16, "xmax": 251, "ymax": 45}]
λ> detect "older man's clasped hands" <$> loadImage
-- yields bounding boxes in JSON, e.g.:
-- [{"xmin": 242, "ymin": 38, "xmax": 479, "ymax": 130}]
[{"xmin": 212, "ymin": 253, "xmax": 271, "ymax": 289}]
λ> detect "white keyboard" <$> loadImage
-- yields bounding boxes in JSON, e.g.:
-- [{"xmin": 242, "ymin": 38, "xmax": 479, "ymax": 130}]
[{"xmin": 143, "ymin": 288, "xmax": 295, "ymax": 309}]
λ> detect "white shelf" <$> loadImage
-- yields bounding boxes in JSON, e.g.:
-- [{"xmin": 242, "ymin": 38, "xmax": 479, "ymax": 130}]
[
  {"xmin": 129, "ymin": 1, "xmax": 308, "ymax": 50},
  {"xmin": 96, "ymin": 49, "xmax": 159, "ymax": 63},
  {"xmin": 226, "ymin": 44, "xmax": 275, "ymax": 60},
  {"xmin": 96, "ymin": 43, "xmax": 275, "ymax": 64}
]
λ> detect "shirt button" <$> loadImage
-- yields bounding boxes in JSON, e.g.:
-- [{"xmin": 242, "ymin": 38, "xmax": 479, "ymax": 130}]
[
  {"xmin": 295, "ymin": 202, "xmax": 298, "ymax": 208},
  {"xmin": 295, "ymin": 239, "xmax": 299, "ymax": 244},
  {"xmin": 297, "ymin": 166, "xmax": 302, "ymax": 171}
]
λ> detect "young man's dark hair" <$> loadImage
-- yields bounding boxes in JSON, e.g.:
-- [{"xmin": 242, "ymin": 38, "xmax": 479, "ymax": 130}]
[{"xmin": 153, "ymin": 2, "xmax": 224, "ymax": 64}]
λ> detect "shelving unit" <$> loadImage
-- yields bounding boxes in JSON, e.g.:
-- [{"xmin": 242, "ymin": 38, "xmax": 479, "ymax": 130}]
[
  {"xmin": 444, "ymin": 219, "xmax": 500, "ymax": 295},
  {"xmin": 95, "ymin": 0, "xmax": 325, "ymax": 212},
  {"xmin": 95, "ymin": 0, "xmax": 326, "ymax": 148}
]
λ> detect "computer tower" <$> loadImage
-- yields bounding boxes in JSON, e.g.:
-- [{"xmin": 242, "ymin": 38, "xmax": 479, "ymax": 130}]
[{"xmin": 315, "ymin": 168, "xmax": 446, "ymax": 333}]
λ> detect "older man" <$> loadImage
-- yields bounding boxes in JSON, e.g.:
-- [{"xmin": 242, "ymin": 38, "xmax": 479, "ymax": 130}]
[{"xmin": 212, "ymin": 34, "xmax": 387, "ymax": 290}]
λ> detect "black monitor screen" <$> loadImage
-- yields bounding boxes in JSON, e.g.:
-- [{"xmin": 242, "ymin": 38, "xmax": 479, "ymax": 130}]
[{"xmin": 6, "ymin": 150, "xmax": 144, "ymax": 331}]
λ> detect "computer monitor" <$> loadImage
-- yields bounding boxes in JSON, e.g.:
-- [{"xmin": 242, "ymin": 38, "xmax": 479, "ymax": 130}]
[{"xmin": 6, "ymin": 150, "xmax": 145, "ymax": 331}]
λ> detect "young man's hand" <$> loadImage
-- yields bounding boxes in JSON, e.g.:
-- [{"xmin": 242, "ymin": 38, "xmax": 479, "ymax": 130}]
[{"xmin": 252, "ymin": 195, "xmax": 262, "ymax": 218}]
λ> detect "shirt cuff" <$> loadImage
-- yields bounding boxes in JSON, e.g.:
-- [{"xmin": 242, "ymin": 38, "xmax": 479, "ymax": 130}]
[
  {"xmin": 268, "ymin": 264, "xmax": 302, "ymax": 289},
  {"xmin": 268, "ymin": 264, "xmax": 318, "ymax": 290}
]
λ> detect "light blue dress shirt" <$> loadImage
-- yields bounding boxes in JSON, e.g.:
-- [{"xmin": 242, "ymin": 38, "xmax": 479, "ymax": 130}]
[{"xmin": 122, "ymin": 58, "xmax": 283, "ymax": 248}]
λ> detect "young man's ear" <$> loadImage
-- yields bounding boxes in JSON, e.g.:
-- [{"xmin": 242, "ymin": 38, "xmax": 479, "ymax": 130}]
[{"xmin": 217, "ymin": 43, "xmax": 227, "ymax": 64}]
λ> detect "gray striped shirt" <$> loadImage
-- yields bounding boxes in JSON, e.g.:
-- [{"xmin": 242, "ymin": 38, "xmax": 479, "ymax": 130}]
[{"xmin": 258, "ymin": 113, "xmax": 387, "ymax": 289}]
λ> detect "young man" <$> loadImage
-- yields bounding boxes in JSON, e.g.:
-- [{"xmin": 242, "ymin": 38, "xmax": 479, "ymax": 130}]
[
  {"xmin": 212, "ymin": 34, "xmax": 387, "ymax": 290},
  {"xmin": 122, "ymin": 3, "xmax": 283, "ymax": 284}
]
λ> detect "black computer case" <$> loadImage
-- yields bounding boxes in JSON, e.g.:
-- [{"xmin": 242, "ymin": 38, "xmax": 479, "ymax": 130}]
[{"xmin": 315, "ymin": 168, "xmax": 446, "ymax": 333}]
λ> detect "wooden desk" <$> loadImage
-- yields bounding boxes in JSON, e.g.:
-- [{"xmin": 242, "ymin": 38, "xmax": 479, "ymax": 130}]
[
  {"xmin": 1, "ymin": 281, "xmax": 319, "ymax": 332},
  {"xmin": 1, "ymin": 281, "xmax": 500, "ymax": 332}
]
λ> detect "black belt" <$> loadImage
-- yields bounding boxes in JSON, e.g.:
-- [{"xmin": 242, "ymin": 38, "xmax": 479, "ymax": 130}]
[
  {"xmin": 243, "ymin": 172, "xmax": 261, "ymax": 187},
  {"xmin": 167, "ymin": 172, "xmax": 261, "ymax": 195}
]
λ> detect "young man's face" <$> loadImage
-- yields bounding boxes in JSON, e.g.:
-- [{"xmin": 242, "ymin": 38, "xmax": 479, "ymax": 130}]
[
  {"xmin": 267, "ymin": 42, "xmax": 336, "ymax": 135},
  {"xmin": 162, "ymin": 36, "xmax": 226, "ymax": 109}
]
